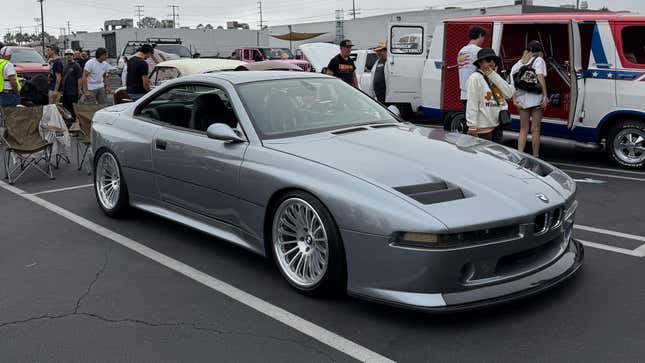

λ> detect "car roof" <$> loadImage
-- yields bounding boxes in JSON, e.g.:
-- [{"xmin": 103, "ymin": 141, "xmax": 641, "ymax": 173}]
[
  {"xmin": 449, "ymin": 12, "xmax": 645, "ymax": 23},
  {"xmin": 182, "ymin": 70, "xmax": 330, "ymax": 84},
  {"xmin": 155, "ymin": 58, "xmax": 245, "ymax": 74},
  {"xmin": 5, "ymin": 46, "xmax": 38, "ymax": 50}
]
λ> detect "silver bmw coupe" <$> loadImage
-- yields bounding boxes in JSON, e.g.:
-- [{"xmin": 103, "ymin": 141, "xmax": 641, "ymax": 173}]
[{"xmin": 91, "ymin": 71, "xmax": 583, "ymax": 311}]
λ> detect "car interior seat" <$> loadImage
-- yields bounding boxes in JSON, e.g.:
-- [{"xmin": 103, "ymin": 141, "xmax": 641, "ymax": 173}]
[
  {"xmin": 266, "ymin": 90, "xmax": 295, "ymax": 134},
  {"xmin": 190, "ymin": 93, "xmax": 237, "ymax": 132}
]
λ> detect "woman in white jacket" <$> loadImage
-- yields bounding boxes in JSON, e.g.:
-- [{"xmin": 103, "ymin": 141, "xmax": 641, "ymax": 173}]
[{"xmin": 465, "ymin": 48, "xmax": 515, "ymax": 142}]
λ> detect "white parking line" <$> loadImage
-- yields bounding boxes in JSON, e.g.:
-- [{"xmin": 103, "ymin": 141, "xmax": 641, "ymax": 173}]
[
  {"xmin": 577, "ymin": 240, "xmax": 642, "ymax": 257},
  {"xmin": 30, "ymin": 184, "xmax": 94, "ymax": 196},
  {"xmin": 575, "ymin": 225, "xmax": 645, "ymax": 244},
  {"xmin": 0, "ymin": 180, "xmax": 393, "ymax": 363},
  {"xmin": 551, "ymin": 162, "xmax": 645, "ymax": 176},
  {"xmin": 561, "ymin": 169, "xmax": 645, "ymax": 182}
]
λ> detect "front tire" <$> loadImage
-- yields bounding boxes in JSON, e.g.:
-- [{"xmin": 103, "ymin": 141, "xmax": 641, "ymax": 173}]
[
  {"xmin": 448, "ymin": 112, "xmax": 467, "ymax": 134},
  {"xmin": 607, "ymin": 120, "xmax": 645, "ymax": 169},
  {"xmin": 94, "ymin": 150, "xmax": 130, "ymax": 217},
  {"xmin": 271, "ymin": 191, "xmax": 346, "ymax": 295}
]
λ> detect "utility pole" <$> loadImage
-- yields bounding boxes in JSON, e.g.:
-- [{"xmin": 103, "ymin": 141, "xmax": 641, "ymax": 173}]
[
  {"xmin": 37, "ymin": 0, "xmax": 45, "ymax": 55},
  {"xmin": 66, "ymin": 20, "xmax": 71, "ymax": 49},
  {"xmin": 352, "ymin": 0, "xmax": 356, "ymax": 20},
  {"xmin": 134, "ymin": 5, "xmax": 144, "ymax": 28},
  {"xmin": 257, "ymin": 0, "xmax": 263, "ymax": 46},
  {"xmin": 168, "ymin": 4, "xmax": 179, "ymax": 28}
]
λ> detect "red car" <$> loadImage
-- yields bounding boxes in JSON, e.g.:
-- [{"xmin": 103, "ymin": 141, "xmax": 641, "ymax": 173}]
[{"xmin": 6, "ymin": 46, "xmax": 49, "ymax": 82}]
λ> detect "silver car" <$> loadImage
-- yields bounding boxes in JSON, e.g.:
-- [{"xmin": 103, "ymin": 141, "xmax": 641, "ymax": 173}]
[{"xmin": 91, "ymin": 71, "xmax": 583, "ymax": 311}]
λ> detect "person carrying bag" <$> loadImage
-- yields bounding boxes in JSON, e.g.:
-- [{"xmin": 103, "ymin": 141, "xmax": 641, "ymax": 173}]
[{"xmin": 465, "ymin": 48, "xmax": 515, "ymax": 143}]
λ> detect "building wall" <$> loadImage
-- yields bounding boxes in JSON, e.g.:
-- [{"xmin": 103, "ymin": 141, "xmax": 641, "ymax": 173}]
[
  {"xmin": 267, "ymin": 5, "xmax": 524, "ymax": 50},
  {"xmin": 70, "ymin": 28, "xmax": 269, "ymax": 58}
]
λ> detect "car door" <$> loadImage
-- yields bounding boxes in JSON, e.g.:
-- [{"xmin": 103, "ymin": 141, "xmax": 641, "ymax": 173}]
[
  {"xmin": 386, "ymin": 23, "xmax": 428, "ymax": 106},
  {"xmin": 145, "ymin": 82, "xmax": 249, "ymax": 227}
]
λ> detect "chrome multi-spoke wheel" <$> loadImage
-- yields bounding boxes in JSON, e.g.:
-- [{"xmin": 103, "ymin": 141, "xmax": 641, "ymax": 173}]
[
  {"xmin": 94, "ymin": 150, "xmax": 128, "ymax": 216},
  {"xmin": 609, "ymin": 121, "xmax": 645, "ymax": 169},
  {"xmin": 272, "ymin": 197, "xmax": 329, "ymax": 289},
  {"xmin": 613, "ymin": 128, "xmax": 645, "ymax": 165}
]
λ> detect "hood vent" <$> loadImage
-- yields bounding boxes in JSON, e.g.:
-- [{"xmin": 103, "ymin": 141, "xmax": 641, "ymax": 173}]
[
  {"xmin": 394, "ymin": 182, "xmax": 465, "ymax": 205},
  {"xmin": 331, "ymin": 127, "xmax": 368, "ymax": 135}
]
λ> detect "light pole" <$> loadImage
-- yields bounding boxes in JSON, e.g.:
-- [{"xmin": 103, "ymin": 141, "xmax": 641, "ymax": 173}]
[{"xmin": 37, "ymin": 0, "xmax": 45, "ymax": 55}]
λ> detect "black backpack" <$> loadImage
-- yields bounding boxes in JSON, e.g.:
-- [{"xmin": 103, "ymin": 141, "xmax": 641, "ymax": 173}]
[{"xmin": 513, "ymin": 58, "xmax": 543, "ymax": 94}]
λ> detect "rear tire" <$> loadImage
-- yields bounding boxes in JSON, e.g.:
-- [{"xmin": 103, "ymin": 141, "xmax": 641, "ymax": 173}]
[
  {"xmin": 607, "ymin": 120, "xmax": 645, "ymax": 169},
  {"xmin": 94, "ymin": 150, "xmax": 130, "ymax": 217},
  {"xmin": 448, "ymin": 112, "xmax": 467, "ymax": 134},
  {"xmin": 271, "ymin": 191, "xmax": 346, "ymax": 296}
]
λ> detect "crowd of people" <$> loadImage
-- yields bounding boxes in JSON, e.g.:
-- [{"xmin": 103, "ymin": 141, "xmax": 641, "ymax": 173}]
[{"xmin": 2, "ymin": 32, "xmax": 548, "ymax": 154}]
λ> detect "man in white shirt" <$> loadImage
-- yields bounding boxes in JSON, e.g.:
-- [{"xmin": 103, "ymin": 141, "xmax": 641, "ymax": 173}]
[
  {"xmin": 81, "ymin": 47, "xmax": 111, "ymax": 104},
  {"xmin": 458, "ymin": 26, "xmax": 487, "ymax": 109},
  {"xmin": 0, "ymin": 47, "xmax": 21, "ymax": 107}
]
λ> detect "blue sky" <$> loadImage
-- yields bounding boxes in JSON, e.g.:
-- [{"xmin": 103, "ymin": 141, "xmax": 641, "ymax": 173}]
[{"xmin": 3, "ymin": 0, "xmax": 644, "ymax": 37}]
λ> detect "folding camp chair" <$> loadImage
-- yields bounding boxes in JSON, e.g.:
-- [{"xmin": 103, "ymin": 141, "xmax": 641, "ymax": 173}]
[
  {"xmin": 0, "ymin": 106, "xmax": 54, "ymax": 184},
  {"xmin": 73, "ymin": 104, "xmax": 106, "ymax": 173}
]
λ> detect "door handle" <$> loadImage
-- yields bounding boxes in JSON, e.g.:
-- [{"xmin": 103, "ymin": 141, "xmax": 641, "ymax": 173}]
[{"xmin": 155, "ymin": 139, "xmax": 167, "ymax": 150}]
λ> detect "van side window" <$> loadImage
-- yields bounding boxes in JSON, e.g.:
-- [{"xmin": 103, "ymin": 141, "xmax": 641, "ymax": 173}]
[
  {"xmin": 621, "ymin": 26, "xmax": 645, "ymax": 66},
  {"xmin": 365, "ymin": 53, "xmax": 378, "ymax": 71},
  {"xmin": 390, "ymin": 26, "xmax": 424, "ymax": 54}
]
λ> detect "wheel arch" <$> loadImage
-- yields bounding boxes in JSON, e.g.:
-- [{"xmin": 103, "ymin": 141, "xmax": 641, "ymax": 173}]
[{"xmin": 597, "ymin": 110, "xmax": 645, "ymax": 142}]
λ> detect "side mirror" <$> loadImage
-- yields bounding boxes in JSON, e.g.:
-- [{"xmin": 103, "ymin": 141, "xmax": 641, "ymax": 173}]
[
  {"xmin": 387, "ymin": 105, "xmax": 401, "ymax": 117},
  {"xmin": 206, "ymin": 123, "xmax": 245, "ymax": 142}
]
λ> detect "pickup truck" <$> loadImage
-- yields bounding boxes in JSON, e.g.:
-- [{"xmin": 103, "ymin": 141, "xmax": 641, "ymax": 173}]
[{"xmin": 232, "ymin": 47, "xmax": 312, "ymax": 71}]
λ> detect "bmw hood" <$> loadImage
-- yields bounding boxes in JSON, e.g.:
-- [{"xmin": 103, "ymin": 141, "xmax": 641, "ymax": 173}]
[{"xmin": 265, "ymin": 124, "xmax": 576, "ymax": 230}]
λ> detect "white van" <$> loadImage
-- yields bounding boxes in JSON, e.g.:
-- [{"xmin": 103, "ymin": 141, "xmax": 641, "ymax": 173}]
[{"xmin": 387, "ymin": 13, "xmax": 645, "ymax": 169}]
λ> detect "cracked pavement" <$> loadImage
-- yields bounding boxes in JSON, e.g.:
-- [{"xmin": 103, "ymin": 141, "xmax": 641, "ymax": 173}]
[{"xmin": 0, "ymin": 188, "xmax": 350, "ymax": 362}]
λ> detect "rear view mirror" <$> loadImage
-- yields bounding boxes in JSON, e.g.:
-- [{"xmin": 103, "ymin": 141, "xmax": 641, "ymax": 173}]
[
  {"xmin": 387, "ymin": 105, "xmax": 401, "ymax": 117},
  {"xmin": 206, "ymin": 123, "xmax": 245, "ymax": 142}
]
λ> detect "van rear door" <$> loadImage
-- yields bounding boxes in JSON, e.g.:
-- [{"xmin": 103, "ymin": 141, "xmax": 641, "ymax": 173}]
[
  {"xmin": 386, "ymin": 23, "xmax": 428, "ymax": 107},
  {"xmin": 569, "ymin": 20, "xmax": 586, "ymax": 130}
]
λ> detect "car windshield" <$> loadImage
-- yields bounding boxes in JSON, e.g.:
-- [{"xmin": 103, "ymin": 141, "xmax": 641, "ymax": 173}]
[
  {"xmin": 155, "ymin": 44, "xmax": 191, "ymax": 57},
  {"xmin": 261, "ymin": 48, "xmax": 293, "ymax": 60},
  {"xmin": 237, "ymin": 77, "xmax": 397, "ymax": 139},
  {"xmin": 10, "ymin": 49, "xmax": 46, "ymax": 63}
]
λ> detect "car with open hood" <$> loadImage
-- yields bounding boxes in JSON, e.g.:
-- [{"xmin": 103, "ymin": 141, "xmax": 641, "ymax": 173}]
[{"xmin": 91, "ymin": 71, "xmax": 583, "ymax": 311}]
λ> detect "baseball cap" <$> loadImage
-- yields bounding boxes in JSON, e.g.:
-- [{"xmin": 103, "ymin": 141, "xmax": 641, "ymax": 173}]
[
  {"xmin": 48, "ymin": 44, "xmax": 60, "ymax": 54},
  {"xmin": 1, "ymin": 46, "xmax": 12, "ymax": 57},
  {"xmin": 339, "ymin": 39, "xmax": 354, "ymax": 47},
  {"xmin": 64, "ymin": 48, "xmax": 74, "ymax": 55},
  {"xmin": 527, "ymin": 40, "xmax": 544, "ymax": 53},
  {"xmin": 373, "ymin": 42, "xmax": 387, "ymax": 52}
]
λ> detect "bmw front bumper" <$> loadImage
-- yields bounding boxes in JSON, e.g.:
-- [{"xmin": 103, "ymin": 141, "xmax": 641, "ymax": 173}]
[{"xmin": 342, "ymin": 226, "xmax": 584, "ymax": 312}]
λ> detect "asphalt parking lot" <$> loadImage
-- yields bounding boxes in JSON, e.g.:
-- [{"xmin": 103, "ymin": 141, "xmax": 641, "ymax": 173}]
[{"xmin": 1, "ymin": 136, "xmax": 645, "ymax": 362}]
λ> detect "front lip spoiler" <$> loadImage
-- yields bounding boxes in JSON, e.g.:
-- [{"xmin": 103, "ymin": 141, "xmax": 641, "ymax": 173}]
[{"xmin": 349, "ymin": 239, "xmax": 584, "ymax": 313}]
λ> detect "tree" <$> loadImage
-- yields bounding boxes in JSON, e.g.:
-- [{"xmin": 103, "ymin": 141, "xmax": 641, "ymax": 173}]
[
  {"xmin": 138, "ymin": 16, "xmax": 161, "ymax": 28},
  {"xmin": 196, "ymin": 23, "xmax": 204, "ymax": 29},
  {"xmin": 3, "ymin": 32, "xmax": 14, "ymax": 44},
  {"xmin": 204, "ymin": 24, "xmax": 214, "ymax": 30}
]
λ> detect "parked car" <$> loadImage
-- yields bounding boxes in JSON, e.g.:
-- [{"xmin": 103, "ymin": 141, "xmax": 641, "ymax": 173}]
[
  {"xmin": 118, "ymin": 38, "xmax": 191, "ymax": 69},
  {"xmin": 387, "ymin": 13, "xmax": 645, "ymax": 169},
  {"xmin": 232, "ymin": 60, "xmax": 303, "ymax": 71},
  {"xmin": 233, "ymin": 47, "xmax": 312, "ymax": 72},
  {"xmin": 4, "ymin": 46, "xmax": 49, "ymax": 82},
  {"xmin": 114, "ymin": 58, "xmax": 244, "ymax": 103},
  {"xmin": 92, "ymin": 71, "xmax": 583, "ymax": 311}
]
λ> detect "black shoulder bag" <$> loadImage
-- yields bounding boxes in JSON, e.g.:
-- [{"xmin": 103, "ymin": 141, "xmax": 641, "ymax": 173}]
[
  {"xmin": 512, "ymin": 58, "xmax": 543, "ymax": 94},
  {"xmin": 478, "ymin": 71, "xmax": 511, "ymax": 126}
]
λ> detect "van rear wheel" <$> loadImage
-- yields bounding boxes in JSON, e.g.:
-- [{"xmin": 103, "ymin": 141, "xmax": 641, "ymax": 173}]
[{"xmin": 607, "ymin": 120, "xmax": 645, "ymax": 169}]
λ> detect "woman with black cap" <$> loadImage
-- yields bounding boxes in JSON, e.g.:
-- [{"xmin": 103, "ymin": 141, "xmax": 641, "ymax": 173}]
[
  {"xmin": 465, "ymin": 48, "xmax": 515, "ymax": 142},
  {"xmin": 511, "ymin": 40, "xmax": 548, "ymax": 157}
]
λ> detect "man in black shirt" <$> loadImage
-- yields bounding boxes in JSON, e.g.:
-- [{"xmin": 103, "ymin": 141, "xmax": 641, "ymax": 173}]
[
  {"xmin": 126, "ymin": 44, "xmax": 154, "ymax": 101},
  {"xmin": 61, "ymin": 49, "xmax": 83, "ymax": 122},
  {"xmin": 326, "ymin": 39, "xmax": 357, "ymax": 87},
  {"xmin": 47, "ymin": 45, "xmax": 64, "ymax": 104}
]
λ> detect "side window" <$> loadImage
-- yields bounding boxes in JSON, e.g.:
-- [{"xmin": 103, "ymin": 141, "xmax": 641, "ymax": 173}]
[
  {"xmin": 390, "ymin": 26, "xmax": 424, "ymax": 54},
  {"xmin": 136, "ymin": 84, "xmax": 239, "ymax": 132},
  {"xmin": 243, "ymin": 49, "xmax": 252, "ymax": 61},
  {"xmin": 365, "ymin": 53, "xmax": 378, "ymax": 71},
  {"xmin": 349, "ymin": 53, "xmax": 358, "ymax": 62},
  {"xmin": 155, "ymin": 67, "xmax": 180, "ymax": 86},
  {"xmin": 620, "ymin": 26, "xmax": 645, "ymax": 67}
]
